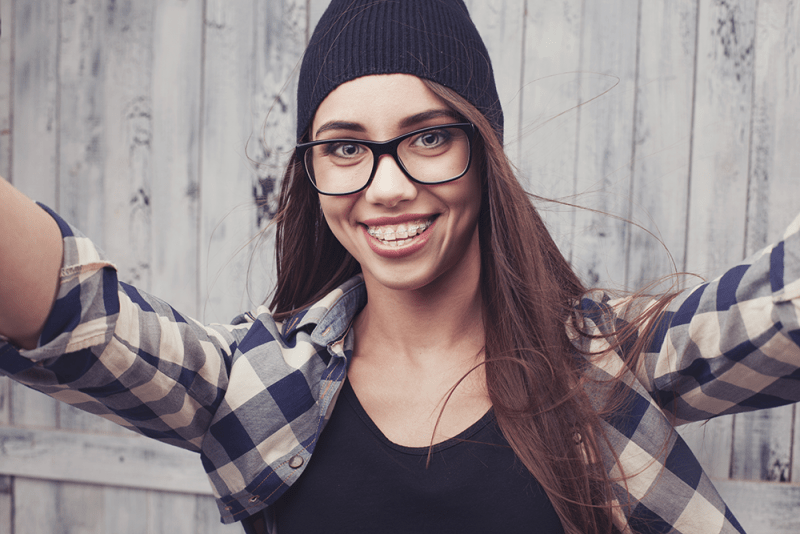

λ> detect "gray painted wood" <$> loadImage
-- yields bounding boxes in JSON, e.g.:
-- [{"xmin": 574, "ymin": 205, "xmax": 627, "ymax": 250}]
[
  {"xmin": 2, "ymin": 0, "xmax": 800, "ymax": 531},
  {"xmin": 0, "ymin": 426, "xmax": 210, "ymax": 493},
  {"xmin": 517, "ymin": 0, "xmax": 584, "ymax": 262},
  {"xmin": 715, "ymin": 479, "xmax": 800, "ymax": 534},
  {"xmin": 626, "ymin": 0, "xmax": 696, "ymax": 291},
  {"xmin": 0, "ymin": 0, "xmax": 12, "ymax": 181},
  {"xmin": 571, "ymin": 0, "xmax": 641, "ymax": 290},
  {"xmin": 466, "ymin": 0, "xmax": 526, "ymax": 166},
  {"xmin": 148, "ymin": 0, "xmax": 205, "ymax": 318},
  {"xmin": 200, "ymin": 0, "xmax": 263, "ymax": 325}
]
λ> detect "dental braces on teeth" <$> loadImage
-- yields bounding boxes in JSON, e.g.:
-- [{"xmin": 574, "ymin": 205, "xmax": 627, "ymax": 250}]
[{"xmin": 367, "ymin": 221, "xmax": 432, "ymax": 240}]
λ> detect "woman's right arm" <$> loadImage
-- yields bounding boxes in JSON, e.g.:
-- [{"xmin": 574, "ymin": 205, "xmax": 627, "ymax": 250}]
[
  {"xmin": 0, "ymin": 177, "xmax": 64, "ymax": 349},
  {"xmin": 0, "ymin": 177, "xmax": 255, "ymax": 452}
]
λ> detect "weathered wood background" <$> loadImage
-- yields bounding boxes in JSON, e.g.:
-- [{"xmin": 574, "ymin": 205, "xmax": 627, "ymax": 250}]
[{"xmin": 1, "ymin": 0, "xmax": 799, "ymax": 532}]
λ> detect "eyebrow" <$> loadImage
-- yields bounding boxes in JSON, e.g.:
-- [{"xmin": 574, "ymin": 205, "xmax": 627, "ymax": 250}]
[{"xmin": 314, "ymin": 109, "xmax": 462, "ymax": 139}]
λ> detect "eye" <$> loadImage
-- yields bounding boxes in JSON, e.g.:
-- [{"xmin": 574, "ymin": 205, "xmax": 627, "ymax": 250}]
[
  {"xmin": 410, "ymin": 129, "xmax": 452, "ymax": 149},
  {"xmin": 323, "ymin": 142, "xmax": 367, "ymax": 159}
]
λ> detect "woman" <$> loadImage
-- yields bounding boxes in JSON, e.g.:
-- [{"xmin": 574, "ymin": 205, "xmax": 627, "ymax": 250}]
[{"xmin": 1, "ymin": 1, "xmax": 799, "ymax": 533}]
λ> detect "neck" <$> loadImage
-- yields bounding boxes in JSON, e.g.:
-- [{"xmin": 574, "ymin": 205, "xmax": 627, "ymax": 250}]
[{"xmin": 354, "ymin": 257, "xmax": 485, "ymax": 369}]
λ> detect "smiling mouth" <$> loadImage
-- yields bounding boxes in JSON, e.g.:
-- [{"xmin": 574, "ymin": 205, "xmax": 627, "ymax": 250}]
[{"xmin": 365, "ymin": 218, "xmax": 434, "ymax": 247}]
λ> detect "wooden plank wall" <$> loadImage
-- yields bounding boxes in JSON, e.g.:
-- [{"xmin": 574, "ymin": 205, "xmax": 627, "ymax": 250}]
[{"xmin": 0, "ymin": 0, "xmax": 799, "ymax": 532}]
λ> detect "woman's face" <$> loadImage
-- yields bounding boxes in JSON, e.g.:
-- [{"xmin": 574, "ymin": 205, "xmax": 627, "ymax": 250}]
[{"xmin": 311, "ymin": 74, "xmax": 482, "ymax": 293}]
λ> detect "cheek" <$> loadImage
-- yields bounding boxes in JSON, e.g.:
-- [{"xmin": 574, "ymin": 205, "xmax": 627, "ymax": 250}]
[{"xmin": 319, "ymin": 196, "xmax": 357, "ymax": 243}]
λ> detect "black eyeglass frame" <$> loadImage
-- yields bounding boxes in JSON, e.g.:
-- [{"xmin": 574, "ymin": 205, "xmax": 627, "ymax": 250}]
[{"xmin": 296, "ymin": 122, "xmax": 477, "ymax": 196}]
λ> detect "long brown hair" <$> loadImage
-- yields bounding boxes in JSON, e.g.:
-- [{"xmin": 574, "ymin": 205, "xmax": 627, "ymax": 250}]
[{"xmin": 268, "ymin": 79, "xmax": 675, "ymax": 533}]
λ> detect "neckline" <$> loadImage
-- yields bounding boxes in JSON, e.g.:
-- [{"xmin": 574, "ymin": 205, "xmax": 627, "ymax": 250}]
[{"xmin": 341, "ymin": 379, "xmax": 495, "ymax": 456}]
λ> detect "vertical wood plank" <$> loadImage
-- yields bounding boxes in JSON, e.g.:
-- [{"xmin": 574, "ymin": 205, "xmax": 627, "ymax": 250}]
[
  {"xmin": 13, "ymin": 478, "xmax": 59, "ymax": 534},
  {"xmin": 464, "ymin": 0, "xmax": 525, "ymax": 166},
  {"xmin": 194, "ymin": 494, "xmax": 244, "ymax": 534},
  {"xmin": 516, "ymin": 0, "xmax": 583, "ymax": 259},
  {"xmin": 11, "ymin": 0, "xmax": 58, "ymax": 202},
  {"xmin": 246, "ymin": 0, "xmax": 309, "ymax": 306},
  {"xmin": 679, "ymin": 419, "xmax": 736, "ymax": 479},
  {"xmin": 55, "ymin": 1, "xmax": 157, "ymax": 529},
  {"xmin": 149, "ymin": 0, "xmax": 204, "ymax": 317},
  {"xmin": 307, "ymin": 0, "xmax": 328, "ymax": 39},
  {"xmin": 10, "ymin": 0, "xmax": 60, "ymax": 433},
  {"xmin": 58, "ymin": 0, "xmax": 155, "ymax": 437},
  {"xmin": 685, "ymin": 0, "xmax": 756, "ymax": 277},
  {"xmin": 56, "ymin": 0, "xmax": 119, "ymax": 436},
  {"xmin": 731, "ymin": 407, "xmax": 794, "ymax": 481},
  {"xmin": 0, "ymin": 475, "xmax": 10, "ymax": 534},
  {"xmin": 745, "ymin": 0, "xmax": 800, "ymax": 253},
  {"xmin": 54, "ymin": 482, "xmax": 106, "ymax": 533},
  {"xmin": 680, "ymin": 0, "xmax": 759, "ymax": 483},
  {"xmin": 793, "ymin": 405, "xmax": 800, "ymax": 482},
  {"xmin": 103, "ymin": 487, "xmax": 149, "ymax": 534},
  {"xmin": 200, "ymin": 0, "xmax": 259, "ymax": 324},
  {"xmin": 714, "ymin": 479, "xmax": 800, "ymax": 534},
  {"xmin": 58, "ymin": 0, "xmax": 106, "ymax": 247},
  {"xmin": 0, "ymin": 0, "xmax": 12, "ymax": 181},
  {"xmin": 147, "ymin": 492, "xmax": 196, "ymax": 534},
  {"xmin": 728, "ymin": 0, "xmax": 800, "ymax": 487},
  {"xmin": 570, "ymin": 0, "xmax": 641, "ymax": 288},
  {"xmin": 99, "ymin": 0, "xmax": 156, "ymax": 290},
  {"xmin": 626, "ymin": 0, "xmax": 697, "ymax": 291},
  {"xmin": 146, "ymin": 491, "xmax": 230, "ymax": 534}
]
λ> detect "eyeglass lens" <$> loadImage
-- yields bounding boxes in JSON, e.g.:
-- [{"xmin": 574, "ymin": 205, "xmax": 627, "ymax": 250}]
[{"xmin": 304, "ymin": 126, "xmax": 471, "ymax": 195}]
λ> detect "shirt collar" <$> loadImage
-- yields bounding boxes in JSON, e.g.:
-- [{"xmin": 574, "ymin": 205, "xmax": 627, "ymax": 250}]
[{"xmin": 280, "ymin": 275, "xmax": 367, "ymax": 345}]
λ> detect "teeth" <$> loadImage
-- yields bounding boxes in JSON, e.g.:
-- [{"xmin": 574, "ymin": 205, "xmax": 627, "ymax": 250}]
[{"xmin": 367, "ymin": 219, "xmax": 432, "ymax": 244}]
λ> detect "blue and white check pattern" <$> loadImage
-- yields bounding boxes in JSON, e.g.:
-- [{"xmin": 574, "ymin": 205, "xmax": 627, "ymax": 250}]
[{"xmin": 1, "ymin": 204, "xmax": 799, "ymax": 532}]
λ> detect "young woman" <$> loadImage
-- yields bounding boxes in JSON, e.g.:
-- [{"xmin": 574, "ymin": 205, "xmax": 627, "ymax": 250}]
[{"xmin": 1, "ymin": 1, "xmax": 799, "ymax": 533}]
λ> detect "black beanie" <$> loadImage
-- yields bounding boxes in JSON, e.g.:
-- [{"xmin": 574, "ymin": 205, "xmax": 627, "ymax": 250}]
[{"xmin": 296, "ymin": 0, "xmax": 503, "ymax": 142}]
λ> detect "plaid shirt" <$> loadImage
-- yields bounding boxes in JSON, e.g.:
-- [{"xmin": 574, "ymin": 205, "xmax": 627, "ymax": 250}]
[{"xmin": 1, "ymin": 205, "xmax": 799, "ymax": 533}]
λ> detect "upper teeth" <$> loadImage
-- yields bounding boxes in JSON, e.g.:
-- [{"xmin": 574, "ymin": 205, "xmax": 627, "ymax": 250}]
[{"xmin": 367, "ymin": 220, "xmax": 432, "ymax": 241}]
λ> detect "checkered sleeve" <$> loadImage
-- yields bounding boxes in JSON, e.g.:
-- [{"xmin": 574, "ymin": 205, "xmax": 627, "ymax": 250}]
[
  {"xmin": 0, "ymin": 205, "xmax": 251, "ymax": 451},
  {"xmin": 634, "ymin": 213, "xmax": 800, "ymax": 424}
]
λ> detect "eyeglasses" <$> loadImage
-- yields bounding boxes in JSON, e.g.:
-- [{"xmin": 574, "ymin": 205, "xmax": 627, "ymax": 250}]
[{"xmin": 296, "ymin": 122, "xmax": 476, "ymax": 196}]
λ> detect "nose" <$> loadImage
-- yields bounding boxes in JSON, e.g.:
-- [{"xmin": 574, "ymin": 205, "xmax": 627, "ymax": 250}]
[{"xmin": 363, "ymin": 154, "xmax": 418, "ymax": 207}]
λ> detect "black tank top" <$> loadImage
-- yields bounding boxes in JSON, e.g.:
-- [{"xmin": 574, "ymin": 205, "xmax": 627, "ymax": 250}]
[{"xmin": 269, "ymin": 379, "xmax": 565, "ymax": 533}]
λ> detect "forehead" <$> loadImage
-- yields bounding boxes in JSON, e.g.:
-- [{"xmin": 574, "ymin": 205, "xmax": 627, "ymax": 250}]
[{"xmin": 311, "ymin": 74, "xmax": 453, "ymax": 137}]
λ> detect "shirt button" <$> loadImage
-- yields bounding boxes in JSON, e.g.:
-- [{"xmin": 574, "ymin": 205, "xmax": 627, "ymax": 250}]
[
  {"xmin": 249, "ymin": 496, "xmax": 260, "ymax": 503},
  {"xmin": 288, "ymin": 455, "xmax": 304, "ymax": 469}
]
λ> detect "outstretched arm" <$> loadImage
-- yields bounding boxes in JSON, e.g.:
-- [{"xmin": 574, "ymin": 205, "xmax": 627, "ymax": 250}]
[{"xmin": 0, "ymin": 177, "xmax": 63, "ymax": 349}]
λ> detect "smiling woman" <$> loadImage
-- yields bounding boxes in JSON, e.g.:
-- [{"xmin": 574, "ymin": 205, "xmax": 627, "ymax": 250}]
[{"xmin": 1, "ymin": 1, "xmax": 800, "ymax": 534}]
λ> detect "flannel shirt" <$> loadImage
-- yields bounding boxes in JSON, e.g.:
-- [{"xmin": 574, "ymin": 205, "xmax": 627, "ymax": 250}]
[{"xmin": 1, "ymin": 205, "xmax": 799, "ymax": 533}]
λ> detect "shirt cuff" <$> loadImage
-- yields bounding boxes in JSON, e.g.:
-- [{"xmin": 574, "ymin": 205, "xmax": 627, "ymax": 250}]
[{"xmin": 22, "ymin": 204, "xmax": 118, "ymax": 360}]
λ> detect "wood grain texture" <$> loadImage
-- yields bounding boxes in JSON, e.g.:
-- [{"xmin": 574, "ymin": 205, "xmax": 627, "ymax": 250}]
[
  {"xmin": 149, "ymin": 0, "xmax": 204, "ymax": 317},
  {"xmin": 679, "ymin": 0, "xmax": 760, "ymax": 485},
  {"xmin": 10, "ymin": 0, "xmax": 60, "ymax": 434},
  {"xmin": 465, "ymin": 0, "xmax": 525, "ymax": 165},
  {"xmin": 516, "ymin": 0, "xmax": 583, "ymax": 260},
  {"xmin": 727, "ymin": 0, "xmax": 800, "ymax": 488},
  {"xmin": 715, "ymin": 479, "xmax": 800, "ymax": 534},
  {"xmin": 200, "ymin": 0, "xmax": 262, "ymax": 324},
  {"xmin": 685, "ymin": 0, "xmax": 756, "ymax": 277},
  {"xmin": 3, "ymin": 0, "xmax": 800, "ymax": 531},
  {"xmin": 13, "ymin": 478, "xmax": 59, "ymax": 534},
  {"xmin": 0, "ymin": 0, "xmax": 12, "ymax": 181},
  {"xmin": 246, "ymin": 0, "xmax": 309, "ymax": 306},
  {"xmin": 571, "ymin": 0, "xmax": 641, "ymax": 289},
  {"xmin": 0, "ymin": 426, "xmax": 210, "ymax": 493},
  {"xmin": 0, "ymin": 475, "xmax": 10, "ymax": 534},
  {"xmin": 626, "ymin": 0, "xmax": 696, "ymax": 291}
]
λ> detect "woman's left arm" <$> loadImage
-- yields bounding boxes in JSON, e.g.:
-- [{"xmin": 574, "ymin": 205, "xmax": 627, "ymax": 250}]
[{"xmin": 634, "ymin": 213, "xmax": 800, "ymax": 424}]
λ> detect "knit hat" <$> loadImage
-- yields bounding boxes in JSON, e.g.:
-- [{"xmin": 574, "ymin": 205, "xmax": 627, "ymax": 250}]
[{"xmin": 296, "ymin": 0, "xmax": 503, "ymax": 142}]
